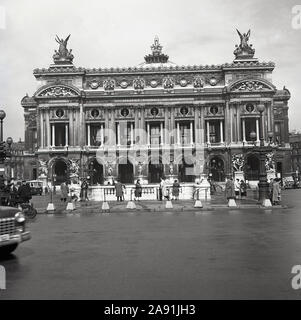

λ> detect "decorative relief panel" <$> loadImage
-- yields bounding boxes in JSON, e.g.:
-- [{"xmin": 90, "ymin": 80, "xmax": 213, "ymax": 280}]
[
  {"xmin": 231, "ymin": 80, "xmax": 272, "ymax": 92},
  {"xmin": 133, "ymin": 77, "xmax": 145, "ymax": 90},
  {"xmin": 50, "ymin": 108, "xmax": 68, "ymax": 119},
  {"xmin": 147, "ymin": 107, "xmax": 163, "ymax": 117},
  {"xmin": 103, "ymin": 78, "xmax": 115, "ymax": 91},
  {"xmin": 38, "ymin": 86, "xmax": 79, "ymax": 97},
  {"xmin": 162, "ymin": 76, "xmax": 175, "ymax": 89},
  {"xmin": 205, "ymin": 105, "xmax": 224, "ymax": 117}
]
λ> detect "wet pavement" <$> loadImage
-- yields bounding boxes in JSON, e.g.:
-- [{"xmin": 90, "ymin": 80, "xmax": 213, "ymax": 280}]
[{"xmin": 1, "ymin": 190, "xmax": 301, "ymax": 299}]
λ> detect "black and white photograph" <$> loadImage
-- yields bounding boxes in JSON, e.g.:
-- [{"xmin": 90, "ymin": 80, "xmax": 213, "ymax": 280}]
[{"xmin": 0, "ymin": 0, "xmax": 301, "ymax": 306}]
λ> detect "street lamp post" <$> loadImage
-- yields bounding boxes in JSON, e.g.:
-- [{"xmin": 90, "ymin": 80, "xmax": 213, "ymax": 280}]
[
  {"xmin": 0, "ymin": 110, "xmax": 6, "ymax": 142},
  {"xmin": 254, "ymin": 104, "xmax": 272, "ymax": 207}
]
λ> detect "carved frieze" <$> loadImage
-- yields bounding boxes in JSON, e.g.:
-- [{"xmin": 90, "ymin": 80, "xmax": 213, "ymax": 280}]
[
  {"xmin": 133, "ymin": 77, "xmax": 145, "ymax": 90},
  {"xmin": 103, "ymin": 78, "xmax": 115, "ymax": 91}
]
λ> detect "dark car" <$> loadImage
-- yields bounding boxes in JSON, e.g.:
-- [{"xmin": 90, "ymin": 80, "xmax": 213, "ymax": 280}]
[
  {"xmin": 0, "ymin": 206, "xmax": 31, "ymax": 255},
  {"xmin": 28, "ymin": 180, "xmax": 43, "ymax": 196}
]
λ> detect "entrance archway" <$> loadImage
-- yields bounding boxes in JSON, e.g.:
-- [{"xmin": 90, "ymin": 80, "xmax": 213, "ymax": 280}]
[
  {"xmin": 88, "ymin": 159, "xmax": 104, "ymax": 185},
  {"xmin": 245, "ymin": 154, "xmax": 260, "ymax": 180},
  {"xmin": 118, "ymin": 160, "xmax": 134, "ymax": 184},
  {"xmin": 53, "ymin": 160, "xmax": 68, "ymax": 185},
  {"xmin": 209, "ymin": 156, "xmax": 225, "ymax": 182}
]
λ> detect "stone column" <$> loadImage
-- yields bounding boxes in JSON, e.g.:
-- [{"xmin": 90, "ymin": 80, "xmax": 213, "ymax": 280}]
[
  {"xmin": 101, "ymin": 124, "xmax": 104, "ymax": 145},
  {"xmin": 194, "ymin": 106, "xmax": 200, "ymax": 144},
  {"xmin": 220, "ymin": 120, "xmax": 224, "ymax": 143},
  {"xmin": 130, "ymin": 122, "xmax": 134, "ymax": 146},
  {"xmin": 117, "ymin": 122, "xmax": 120, "ymax": 146},
  {"xmin": 147, "ymin": 122, "xmax": 150, "ymax": 145},
  {"xmin": 236, "ymin": 104, "xmax": 241, "ymax": 142},
  {"xmin": 134, "ymin": 108, "xmax": 139, "ymax": 144},
  {"xmin": 46, "ymin": 110, "xmax": 51, "ymax": 147},
  {"xmin": 160, "ymin": 122, "xmax": 164, "ymax": 145},
  {"xmin": 170, "ymin": 106, "xmax": 175, "ymax": 145},
  {"xmin": 68, "ymin": 108, "xmax": 73, "ymax": 146},
  {"xmin": 79, "ymin": 102, "xmax": 85, "ymax": 148},
  {"xmin": 164, "ymin": 107, "xmax": 169, "ymax": 145},
  {"xmin": 190, "ymin": 121, "xmax": 193, "ymax": 144},
  {"xmin": 104, "ymin": 108, "xmax": 109, "ymax": 146},
  {"xmin": 177, "ymin": 122, "xmax": 180, "ymax": 145},
  {"xmin": 256, "ymin": 118, "xmax": 260, "ymax": 143},
  {"xmin": 206, "ymin": 120, "xmax": 210, "ymax": 144},
  {"xmin": 200, "ymin": 106, "xmax": 205, "ymax": 145},
  {"xmin": 242, "ymin": 118, "xmax": 246, "ymax": 143},
  {"xmin": 140, "ymin": 106, "xmax": 145, "ymax": 145},
  {"xmin": 65, "ymin": 124, "xmax": 69, "ymax": 147},
  {"xmin": 87, "ymin": 123, "xmax": 90, "ymax": 146},
  {"xmin": 52, "ymin": 124, "xmax": 55, "ymax": 147},
  {"xmin": 230, "ymin": 105, "xmax": 234, "ymax": 143},
  {"xmin": 40, "ymin": 109, "xmax": 44, "ymax": 148}
]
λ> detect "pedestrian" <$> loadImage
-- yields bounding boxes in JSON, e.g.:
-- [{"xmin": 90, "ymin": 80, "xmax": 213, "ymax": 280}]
[
  {"xmin": 172, "ymin": 179, "xmax": 180, "ymax": 200},
  {"xmin": 9, "ymin": 181, "xmax": 19, "ymax": 207},
  {"xmin": 122, "ymin": 184, "xmax": 126, "ymax": 201},
  {"xmin": 134, "ymin": 179, "xmax": 142, "ymax": 201},
  {"xmin": 234, "ymin": 178, "xmax": 240, "ymax": 198},
  {"xmin": 18, "ymin": 180, "xmax": 32, "ymax": 204},
  {"xmin": 60, "ymin": 182, "xmax": 69, "ymax": 202},
  {"xmin": 225, "ymin": 177, "xmax": 235, "ymax": 200},
  {"xmin": 159, "ymin": 178, "xmax": 164, "ymax": 201},
  {"xmin": 240, "ymin": 180, "xmax": 247, "ymax": 198},
  {"xmin": 80, "ymin": 179, "xmax": 89, "ymax": 201},
  {"xmin": 272, "ymin": 178, "xmax": 281, "ymax": 205},
  {"xmin": 162, "ymin": 179, "xmax": 169, "ymax": 200},
  {"xmin": 115, "ymin": 180, "xmax": 123, "ymax": 202},
  {"xmin": 269, "ymin": 178, "xmax": 274, "ymax": 202}
]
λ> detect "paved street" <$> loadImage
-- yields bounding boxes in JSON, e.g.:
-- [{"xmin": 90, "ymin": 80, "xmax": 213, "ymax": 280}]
[{"xmin": 1, "ymin": 190, "xmax": 301, "ymax": 299}]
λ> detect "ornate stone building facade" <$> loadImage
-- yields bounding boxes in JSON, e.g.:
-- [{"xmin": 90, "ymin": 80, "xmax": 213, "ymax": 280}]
[{"xmin": 21, "ymin": 32, "xmax": 291, "ymax": 188}]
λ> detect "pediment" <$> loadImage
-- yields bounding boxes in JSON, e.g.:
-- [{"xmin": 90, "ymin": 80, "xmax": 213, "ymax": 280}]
[
  {"xmin": 228, "ymin": 78, "xmax": 275, "ymax": 93},
  {"xmin": 35, "ymin": 85, "xmax": 80, "ymax": 98}
]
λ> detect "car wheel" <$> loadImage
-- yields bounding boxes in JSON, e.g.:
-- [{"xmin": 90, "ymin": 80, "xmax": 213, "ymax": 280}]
[{"xmin": 0, "ymin": 244, "xmax": 18, "ymax": 256}]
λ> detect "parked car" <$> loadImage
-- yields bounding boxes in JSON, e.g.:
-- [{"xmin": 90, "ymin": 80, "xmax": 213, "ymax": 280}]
[
  {"xmin": 28, "ymin": 180, "xmax": 43, "ymax": 196},
  {"xmin": 282, "ymin": 176, "xmax": 295, "ymax": 189},
  {"xmin": 0, "ymin": 206, "xmax": 31, "ymax": 255}
]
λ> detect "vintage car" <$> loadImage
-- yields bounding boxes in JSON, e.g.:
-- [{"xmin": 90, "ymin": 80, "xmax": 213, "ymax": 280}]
[
  {"xmin": 0, "ymin": 206, "xmax": 31, "ymax": 255},
  {"xmin": 282, "ymin": 176, "xmax": 295, "ymax": 189},
  {"xmin": 28, "ymin": 180, "xmax": 43, "ymax": 196}
]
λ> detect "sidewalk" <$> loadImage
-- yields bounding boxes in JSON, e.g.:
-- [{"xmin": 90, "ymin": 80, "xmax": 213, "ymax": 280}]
[{"xmin": 32, "ymin": 192, "xmax": 286, "ymax": 214}]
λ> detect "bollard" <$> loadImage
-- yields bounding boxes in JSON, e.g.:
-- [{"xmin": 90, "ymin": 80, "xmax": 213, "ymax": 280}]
[
  {"xmin": 262, "ymin": 198, "xmax": 272, "ymax": 207},
  {"xmin": 46, "ymin": 203, "xmax": 56, "ymax": 212},
  {"xmin": 194, "ymin": 200, "xmax": 203, "ymax": 208},
  {"xmin": 194, "ymin": 188, "xmax": 203, "ymax": 208},
  {"xmin": 46, "ymin": 189, "xmax": 56, "ymax": 212},
  {"xmin": 165, "ymin": 200, "xmax": 173, "ymax": 209},
  {"xmin": 127, "ymin": 201, "xmax": 136, "ymax": 209},
  {"xmin": 102, "ymin": 201, "xmax": 110, "ymax": 212},
  {"xmin": 66, "ymin": 201, "xmax": 75, "ymax": 211},
  {"xmin": 228, "ymin": 198, "xmax": 237, "ymax": 208}
]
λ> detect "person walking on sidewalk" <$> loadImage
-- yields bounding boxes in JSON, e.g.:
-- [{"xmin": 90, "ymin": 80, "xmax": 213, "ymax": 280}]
[
  {"xmin": 234, "ymin": 179, "xmax": 240, "ymax": 199},
  {"xmin": 134, "ymin": 179, "xmax": 142, "ymax": 201},
  {"xmin": 172, "ymin": 179, "xmax": 180, "ymax": 200},
  {"xmin": 115, "ymin": 180, "xmax": 123, "ymax": 202},
  {"xmin": 60, "ymin": 182, "xmax": 69, "ymax": 202},
  {"xmin": 240, "ymin": 180, "xmax": 247, "ymax": 199},
  {"xmin": 225, "ymin": 177, "xmax": 235, "ymax": 201},
  {"xmin": 159, "ymin": 178, "xmax": 164, "ymax": 201},
  {"xmin": 80, "ymin": 179, "xmax": 89, "ymax": 201},
  {"xmin": 272, "ymin": 178, "xmax": 281, "ymax": 205}
]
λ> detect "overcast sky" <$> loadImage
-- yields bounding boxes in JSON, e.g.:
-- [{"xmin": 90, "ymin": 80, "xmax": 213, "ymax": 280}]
[{"xmin": 0, "ymin": 0, "xmax": 300, "ymax": 141}]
